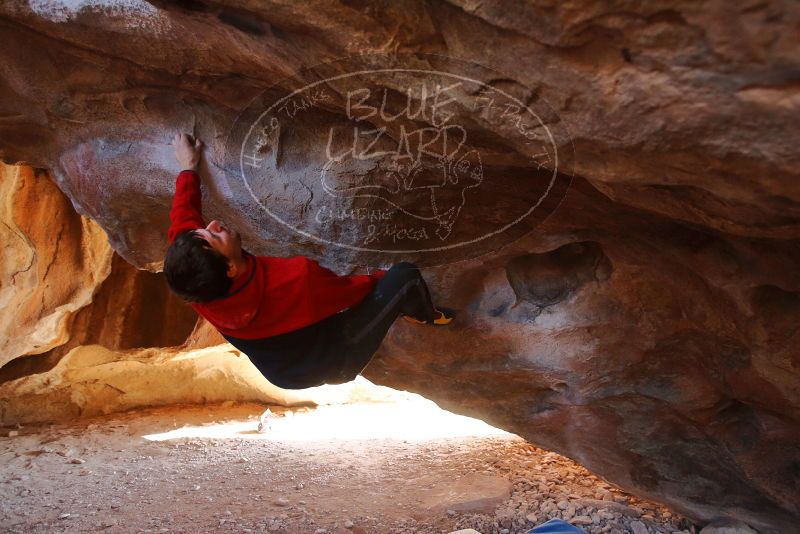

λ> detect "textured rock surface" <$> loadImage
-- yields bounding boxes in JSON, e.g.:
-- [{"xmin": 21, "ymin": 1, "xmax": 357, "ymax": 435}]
[
  {"xmin": 1, "ymin": 1, "xmax": 799, "ymax": 532},
  {"xmin": 0, "ymin": 161, "xmax": 201, "ymax": 384},
  {"xmin": 0, "ymin": 344, "xmax": 277, "ymax": 423},
  {"xmin": 0, "ymin": 343, "xmax": 392, "ymax": 424},
  {"xmin": 0, "ymin": 164, "xmax": 114, "ymax": 369}
]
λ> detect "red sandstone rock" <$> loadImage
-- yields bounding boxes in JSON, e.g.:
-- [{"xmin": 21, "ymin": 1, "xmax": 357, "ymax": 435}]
[{"xmin": 0, "ymin": 2, "xmax": 798, "ymax": 532}]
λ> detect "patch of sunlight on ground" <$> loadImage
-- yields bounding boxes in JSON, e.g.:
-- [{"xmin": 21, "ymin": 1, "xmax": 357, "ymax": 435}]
[{"xmin": 143, "ymin": 394, "xmax": 512, "ymax": 443}]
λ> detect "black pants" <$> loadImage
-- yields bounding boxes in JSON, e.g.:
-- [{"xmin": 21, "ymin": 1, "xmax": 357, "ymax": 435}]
[{"xmin": 223, "ymin": 262, "xmax": 437, "ymax": 389}]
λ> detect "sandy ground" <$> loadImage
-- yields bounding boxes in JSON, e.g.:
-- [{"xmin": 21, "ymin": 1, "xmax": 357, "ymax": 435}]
[{"xmin": 0, "ymin": 397, "xmax": 697, "ymax": 534}]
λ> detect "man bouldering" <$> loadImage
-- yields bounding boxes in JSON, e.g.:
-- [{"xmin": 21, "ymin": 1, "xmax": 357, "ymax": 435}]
[{"xmin": 164, "ymin": 133, "xmax": 454, "ymax": 389}]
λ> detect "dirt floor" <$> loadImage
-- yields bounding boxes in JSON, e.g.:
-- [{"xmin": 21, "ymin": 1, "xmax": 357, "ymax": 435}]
[{"xmin": 0, "ymin": 396, "xmax": 698, "ymax": 534}]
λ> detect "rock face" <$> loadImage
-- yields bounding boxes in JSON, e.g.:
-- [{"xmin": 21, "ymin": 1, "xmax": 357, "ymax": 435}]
[
  {"xmin": 0, "ymin": 1, "xmax": 799, "ymax": 532},
  {"xmin": 0, "ymin": 164, "xmax": 114, "ymax": 369},
  {"xmin": 0, "ymin": 163, "xmax": 201, "ymax": 384},
  {"xmin": 0, "ymin": 341, "xmax": 389, "ymax": 422}
]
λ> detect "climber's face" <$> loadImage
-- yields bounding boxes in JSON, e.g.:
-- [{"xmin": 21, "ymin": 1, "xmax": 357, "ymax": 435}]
[{"xmin": 194, "ymin": 220, "xmax": 243, "ymax": 265}]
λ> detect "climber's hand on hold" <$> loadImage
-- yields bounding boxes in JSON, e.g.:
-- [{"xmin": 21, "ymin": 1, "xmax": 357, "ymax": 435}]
[{"xmin": 174, "ymin": 132, "xmax": 203, "ymax": 172}]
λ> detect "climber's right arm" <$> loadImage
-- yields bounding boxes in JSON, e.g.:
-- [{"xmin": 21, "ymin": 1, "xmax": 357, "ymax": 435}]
[{"xmin": 167, "ymin": 133, "xmax": 206, "ymax": 243}]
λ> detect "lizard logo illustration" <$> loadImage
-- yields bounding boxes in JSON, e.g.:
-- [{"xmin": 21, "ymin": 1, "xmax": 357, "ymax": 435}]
[
  {"xmin": 320, "ymin": 122, "xmax": 484, "ymax": 240},
  {"xmin": 225, "ymin": 54, "xmax": 573, "ymax": 266}
]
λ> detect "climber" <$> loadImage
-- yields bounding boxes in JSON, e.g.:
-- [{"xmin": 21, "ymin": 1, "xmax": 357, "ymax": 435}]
[{"xmin": 163, "ymin": 133, "xmax": 454, "ymax": 390}]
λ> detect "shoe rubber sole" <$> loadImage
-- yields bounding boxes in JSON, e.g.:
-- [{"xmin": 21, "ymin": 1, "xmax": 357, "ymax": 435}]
[{"xmin": 403, "ymin": 307, "xmax": 455, "ymax": 326}]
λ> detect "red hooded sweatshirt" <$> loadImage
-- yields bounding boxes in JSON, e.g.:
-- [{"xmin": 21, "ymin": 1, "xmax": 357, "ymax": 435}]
[{"xmin": 167, "ymin": 170, "xmax": 385, "ymax": 340}]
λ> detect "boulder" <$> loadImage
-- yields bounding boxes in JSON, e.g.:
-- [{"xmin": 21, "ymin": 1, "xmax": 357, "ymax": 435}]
[{"xmin": 0, "ymin": 2, "xmax": 798, "ymax": 532}]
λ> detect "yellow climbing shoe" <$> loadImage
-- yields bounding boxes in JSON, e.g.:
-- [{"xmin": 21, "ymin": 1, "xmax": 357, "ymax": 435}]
[{"xmin": 403, "ymin": 307, "xmax": 455, "ymax": 326}]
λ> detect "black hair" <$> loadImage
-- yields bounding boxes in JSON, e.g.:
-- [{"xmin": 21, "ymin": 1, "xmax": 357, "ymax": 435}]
[{"xmin": 164, "ymin": 230, "xmax": 232, "ymax": 303}]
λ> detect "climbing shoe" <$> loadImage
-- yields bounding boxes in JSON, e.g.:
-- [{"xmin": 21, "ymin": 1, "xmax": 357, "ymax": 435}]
[{"xmin": 403, "ymin": 307, "xmax": 455, "ymax": 326}]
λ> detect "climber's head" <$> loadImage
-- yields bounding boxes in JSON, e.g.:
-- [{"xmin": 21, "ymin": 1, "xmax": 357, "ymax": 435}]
[
  {"xmin": 164, "ymin": 220, "xmax": 244, "ymax": 303},
  {"xmin": 193, "ymin": 219, "xmax": 244, "ymax": 267}
]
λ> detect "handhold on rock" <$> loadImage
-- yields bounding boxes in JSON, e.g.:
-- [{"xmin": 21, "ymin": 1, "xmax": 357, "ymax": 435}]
[{"xmin": 506, "ymin": 241, "xmax": 611, "ymax": 307}]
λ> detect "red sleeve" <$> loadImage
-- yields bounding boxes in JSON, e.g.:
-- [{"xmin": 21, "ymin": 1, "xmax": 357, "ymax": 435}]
[
  {"xmin": 304, "ymin": 258, "xmax": 353, "ymax": 282},
  {"xmin": 168, "ymin": 170, "xmax": 206, "ymax": 243},
  {"xmin": 303, "ymin": 258, "xmax": 385, "ymax": 288},
  {"xmin": 309, "ymin": 260, "xmax": 387, "ymax": 282}
]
